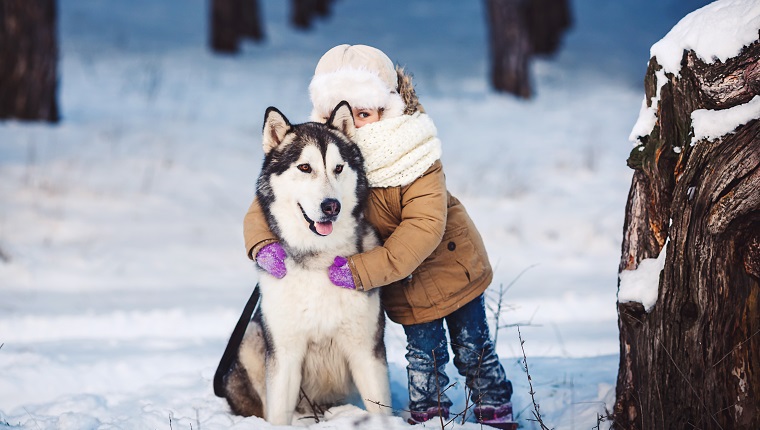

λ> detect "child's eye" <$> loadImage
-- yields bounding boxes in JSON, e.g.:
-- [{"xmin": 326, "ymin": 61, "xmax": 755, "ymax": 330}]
[
  {"xmin": 297, "ymin": 163, "xmax": 312, "ymax": 173},
  {"xmin": 358, "ymin": 112, "xmax": 369, "ymax": 118},
  {"xmin": 334, "ymin": 164, "xmax": 344, "ymax": 174}
]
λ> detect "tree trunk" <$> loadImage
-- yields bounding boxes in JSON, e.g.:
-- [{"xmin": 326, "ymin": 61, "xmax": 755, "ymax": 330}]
[
  {"xmin": 614, "ymin": 38, "xmax": 760, "ymax": 430},
  {"xmin": 210, "ymin": 0, "xmax": 263, "ymax": 54},
  {"xmin": 526, "ymin": 0, "xmax": 572, "ymax": 55},
  {"xmin": 290, "ymin": 0, "xmax": 333, "ymax": 30},
  {"xmin": 313, "ymin": 0, "xmax": 333, "ymax": 18},
  {"xmin": 485, "ymin": 0, "xmax": 532, "ymax": 98},
  {"xmin": 484, "ymin": 0, "xmax": 571, "ymax": 97},
  {"xmin": 0, "ymin": 0, "xmax": 59, "ymax": 122},
  {"xmin": 240, "ymin": 0, "xmax": 264, "ymax": 41}
]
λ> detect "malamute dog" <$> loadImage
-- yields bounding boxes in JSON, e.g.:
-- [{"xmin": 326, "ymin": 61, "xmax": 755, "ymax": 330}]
[{"xmin": 214, "ymin": 102, "xmax": 390, "ymax": 425}]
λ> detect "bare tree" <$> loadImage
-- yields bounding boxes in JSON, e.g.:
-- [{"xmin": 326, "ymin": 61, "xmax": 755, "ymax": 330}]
[
  {"xmin": 484, "ymin": 0, "xmax": 571, "ymax": 98},
  {"xmin": 485, "ymin": 0, "xmax": 532, "ymax": 98},
  {"xmin": 210, "ymin": 0, "xmax": 336, "ymax": 53},
  {"xmin": 614, "ymin": 38, "xmax": 760, "ymax": 430},
  {"xmin": 210, "ymin": 0, "xmax": 264, "ymax": 54},
  {"xmin": 0, "ymin": 0, "xmax": 59, "ymax": 122},
  {"xmin": 290, "ymin": 0, "xmax": 334, "ymax": 30},
  {"xmin": 526, "ymin": 0, "xmax": 572, "ymax": 55}
]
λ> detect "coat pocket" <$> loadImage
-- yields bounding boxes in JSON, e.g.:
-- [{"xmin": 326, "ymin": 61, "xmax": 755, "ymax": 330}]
[
  {"xmin": 438, "ymin": 227, "xmax": 487, "ymax": 278},
  {"xmin": 407, "ymin": 227, "xmax": 487, "ymax": 310}
]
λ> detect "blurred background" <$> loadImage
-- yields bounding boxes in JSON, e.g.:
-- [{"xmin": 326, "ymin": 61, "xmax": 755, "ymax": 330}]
[{"xmin": 0, "ymin": 0, "xmax": 713, "ymax": 428}]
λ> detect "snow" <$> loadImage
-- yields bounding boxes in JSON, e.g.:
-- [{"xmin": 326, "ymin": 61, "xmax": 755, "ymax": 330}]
[
  {"xmin": 618, "ymin": 242, "xmax": 668, "ymax": 312},
  {"xmin": 0, "ymin": 0, "xmax": 714, "ymax": 428},
  {"xmin": 631, "ymin": 0, "xmax": 760, "ymax": 142},
  {"xmin": 651, "ymin": 0, "xmax": 760, "ymax": 75},
  {"xmin": 691, "ymin": 95, "xmax": 760, "ymax": 144},
  {"xmin": 628, "ymin": 68, "xmax": 668, "ymax": 144}
]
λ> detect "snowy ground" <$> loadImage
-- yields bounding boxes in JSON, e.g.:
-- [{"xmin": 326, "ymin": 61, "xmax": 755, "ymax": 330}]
[{"xmin": 0, "ymin": 0, "xmax": 712, "ymax": 428}]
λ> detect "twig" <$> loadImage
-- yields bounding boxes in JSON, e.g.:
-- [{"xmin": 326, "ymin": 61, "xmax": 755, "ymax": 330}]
[
  {"xmin": 712, "ymin": 328, "xmax": 760, "ymax": 368},
  {"xmin": 298, "ymin": 388, "xmax": 324, "ymax": 423},
  {"xmin": 497, "ymin": 307, "xmax": 541, "ymax": 331},
  {"xmin": 517, "ymin": 326, "xmax": 552, "ymax": 430},
  {"xmin": 569, "ymin": 374, "xmax": 574, "ymax": 429},
  {"xmin": 498, "ymin": 322, "xmax": 542, "ymax": 329},
  {"xmin": 447, "ymin": 399, "xmax": 477, "ymax": 427},
  {"xmin": 432, "ymin": 350, "xmax": 445, "ymax": 430},
  {"xmin": 444, "ymin": 341, "xmax": 490, "ymax": 426},
  {"xmin": 491, "ymin": 283, "xmax": 506, "ymax": 346},
  {"xmin": 624, "ymin": 313, "xmax": 724, "ymax": 430},
  {"xmin": 593, "ymin": 412, "xmax": 606, "ymax": 430},
  {"xmin": 460, "ymin": 381, "xmax": 471, "ymax": 425},
  {"xmin": 365, "ymin": 399, "xmax": 402, "ymax": 416},
  {"xmin": 439, "ymin": 381, "xmax": 458, "ymax": 397},
  {"xmin": 23, "ymin": 408, "xmax": 41, "ymax": 430},
  {"xmin": 551, "ymin": 323, "xmax": 570, "ymax": 357},
  {"xmin": 490, "ymin": 264, "xmax": 537, "ymax": 345}
]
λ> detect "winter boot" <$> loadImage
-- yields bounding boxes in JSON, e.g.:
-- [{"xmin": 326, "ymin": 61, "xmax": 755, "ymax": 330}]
[
  {"xmin": 474, "ymin": 402, "xmax": 518, "ymax": 430},
  {"xmin": 407, "ymin": 406, "xmax": 450, "ymax": 425}
]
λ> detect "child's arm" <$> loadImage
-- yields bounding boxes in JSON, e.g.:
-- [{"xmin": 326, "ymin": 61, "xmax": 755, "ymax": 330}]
[
  {"xmin": 243, "ymin": 198, "xmax": 280, "ymax": 260},
  {"xmin": 348, "ymin": 161, "xmax": 448, "ymax": 291}
]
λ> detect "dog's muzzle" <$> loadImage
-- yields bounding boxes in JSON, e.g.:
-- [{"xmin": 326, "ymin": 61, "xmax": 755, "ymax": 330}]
[{"xmin": 298, "ymin": 199, "xmax": 340, "ymax": 236}]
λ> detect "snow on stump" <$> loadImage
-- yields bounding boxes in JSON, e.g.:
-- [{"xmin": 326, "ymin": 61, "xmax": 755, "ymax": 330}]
[{"xmin": 614, "ymin": 1, "xmax": 760, "ymax": 429}]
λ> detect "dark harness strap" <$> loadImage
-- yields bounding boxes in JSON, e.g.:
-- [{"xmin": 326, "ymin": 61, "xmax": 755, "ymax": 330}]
[{"xmin": 213, "ymin": 284, "xmax": 261, "ymax": 397}]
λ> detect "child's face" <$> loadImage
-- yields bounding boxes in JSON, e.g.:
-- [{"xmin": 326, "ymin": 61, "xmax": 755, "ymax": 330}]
[{"xmin": 352, "ymin": 108, "xmax": 381, "ymax": 128}]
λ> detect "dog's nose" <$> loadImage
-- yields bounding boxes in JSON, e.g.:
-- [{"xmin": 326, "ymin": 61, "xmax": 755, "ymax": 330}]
[{"xmin": 321, "ymin": 199, "xmax": 341, "ymax": 216}]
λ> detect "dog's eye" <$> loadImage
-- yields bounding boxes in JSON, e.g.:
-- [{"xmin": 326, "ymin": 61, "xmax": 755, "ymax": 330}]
[
  {"xmin": 334, "ymin": 164, "xmax": 344, "ymax": 174},
  {"xmin": 297, "ymin": 163, "xmax": 312, "ymax": 173}
]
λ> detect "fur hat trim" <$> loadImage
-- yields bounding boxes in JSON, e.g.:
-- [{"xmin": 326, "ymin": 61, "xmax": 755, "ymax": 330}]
[{"xmin": 309, "ymin": 68, "xmax": 405, "ymax": 122}]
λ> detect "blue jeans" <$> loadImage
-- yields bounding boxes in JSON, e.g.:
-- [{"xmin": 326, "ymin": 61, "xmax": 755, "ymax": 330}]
[{"xmin": 403, "ymin": 295, "xmax": 513, "ymax": 412}]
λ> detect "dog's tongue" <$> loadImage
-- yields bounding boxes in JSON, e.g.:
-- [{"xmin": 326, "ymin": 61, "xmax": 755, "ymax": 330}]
[{"xmin": 315, "ymin": 221, "xmax": 333, "ymax": 236}]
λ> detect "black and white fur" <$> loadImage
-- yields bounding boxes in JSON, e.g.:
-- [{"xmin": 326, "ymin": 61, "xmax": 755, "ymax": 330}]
[{"xmin": 217, "ymin": 102, "xmax": 389, "ymax": 425}]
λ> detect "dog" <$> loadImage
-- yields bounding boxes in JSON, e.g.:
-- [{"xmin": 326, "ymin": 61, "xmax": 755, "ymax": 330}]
[{"xmin": 214, "ymin": 102, "xmax": 390, "ymax": 426}]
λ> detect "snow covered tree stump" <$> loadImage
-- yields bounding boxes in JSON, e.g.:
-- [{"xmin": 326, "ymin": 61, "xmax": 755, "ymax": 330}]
[{"xmin": 614, "ymin": 2, "xmax": 760, "ymax": 429}]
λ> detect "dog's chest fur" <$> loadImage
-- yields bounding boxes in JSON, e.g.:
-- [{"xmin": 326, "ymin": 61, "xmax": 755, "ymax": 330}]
[{"xmin": 259, "ymin": 251, "xmax": 378, "ymax": 338}]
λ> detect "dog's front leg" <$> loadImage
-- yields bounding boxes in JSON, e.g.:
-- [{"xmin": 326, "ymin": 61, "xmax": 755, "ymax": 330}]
[
  {"xmin": 265, "ymin": 346, "xmax": 304, "ymax": 425},
  {"xmin": 346, "ymin": 352, "xmax": 391, "ymax": 415}
]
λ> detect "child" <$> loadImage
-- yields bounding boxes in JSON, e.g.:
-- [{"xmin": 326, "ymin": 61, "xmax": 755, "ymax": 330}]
[{"xmin": 244, "ymin": 44, "xmax": 516, "ymax": 428}]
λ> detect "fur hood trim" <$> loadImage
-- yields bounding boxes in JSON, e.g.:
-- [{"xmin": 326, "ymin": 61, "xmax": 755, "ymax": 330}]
[{"xmin": 396, "ymin": 66, "xmax": 424, "ymax": 115}]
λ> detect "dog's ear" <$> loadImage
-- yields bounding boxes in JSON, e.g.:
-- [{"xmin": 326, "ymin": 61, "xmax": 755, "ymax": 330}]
[
  {"xmin": 262, "ymin": 107, "xmax": 292, "ymax": 154},
  {"xmin": 327, "ymin": 101, "xmax": 356, "ymax": 140}
]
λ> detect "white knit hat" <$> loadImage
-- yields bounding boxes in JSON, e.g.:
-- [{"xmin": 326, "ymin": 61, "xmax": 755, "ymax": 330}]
[{"xmin": 309, "ymin": 44, "xmax": 406, "ymax": 121}]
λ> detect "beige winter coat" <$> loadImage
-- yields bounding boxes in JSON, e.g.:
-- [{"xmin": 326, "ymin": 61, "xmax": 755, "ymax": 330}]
[{"xmin": 244, "ymin": 160, "xmax": 493, "ymax": 325}]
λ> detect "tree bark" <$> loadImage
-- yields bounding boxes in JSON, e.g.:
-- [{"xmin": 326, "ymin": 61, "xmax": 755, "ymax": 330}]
[
  {"xmin": 240, "ymin": 0, "xmax": 264, "ymax": 41},
  {"xmin": 0, "ymin": 0, "xmax": 59, "ymax": 122},
  {"xmin": 290, "ymin": 0, "xmax": 333, "ymax": 30},
  {"xmin": 484, "ymin": 0, "xmax": 571, "ymax": 98},
  {"xmin": 614, "ymin": 38, "xmax": 760, "ymax": 430},
  {"xmin": 526, "ymin": 0, "xmax": 572, "ymax": 55},
  {"xmin": 485, "ymin": 0, "xmax": 532, "ymax": 98},
  {"xmin": 210, "ymin": 0, "xmax": 264, "ymax": 54}
]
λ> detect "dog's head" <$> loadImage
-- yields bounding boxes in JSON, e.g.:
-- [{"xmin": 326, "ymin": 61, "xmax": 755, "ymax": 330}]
[{"xmin": 256, "ymin": 102, "xmax": 369, "ymax": 253}]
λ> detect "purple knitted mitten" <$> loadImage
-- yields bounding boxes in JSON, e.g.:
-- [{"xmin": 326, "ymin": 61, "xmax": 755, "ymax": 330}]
[
  {"xmin": 256, "ymin": 242, "xmax": 287, "ymax": 279},
  {"xmin": 328, "ymin": 256, "xmax": 356, "ymax": 289}
]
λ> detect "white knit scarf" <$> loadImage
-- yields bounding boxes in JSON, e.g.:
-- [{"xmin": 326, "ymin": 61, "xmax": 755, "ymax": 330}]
[{"xmin": 353, "ymin": 112, "xmax": 442, "ymax": 188}]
